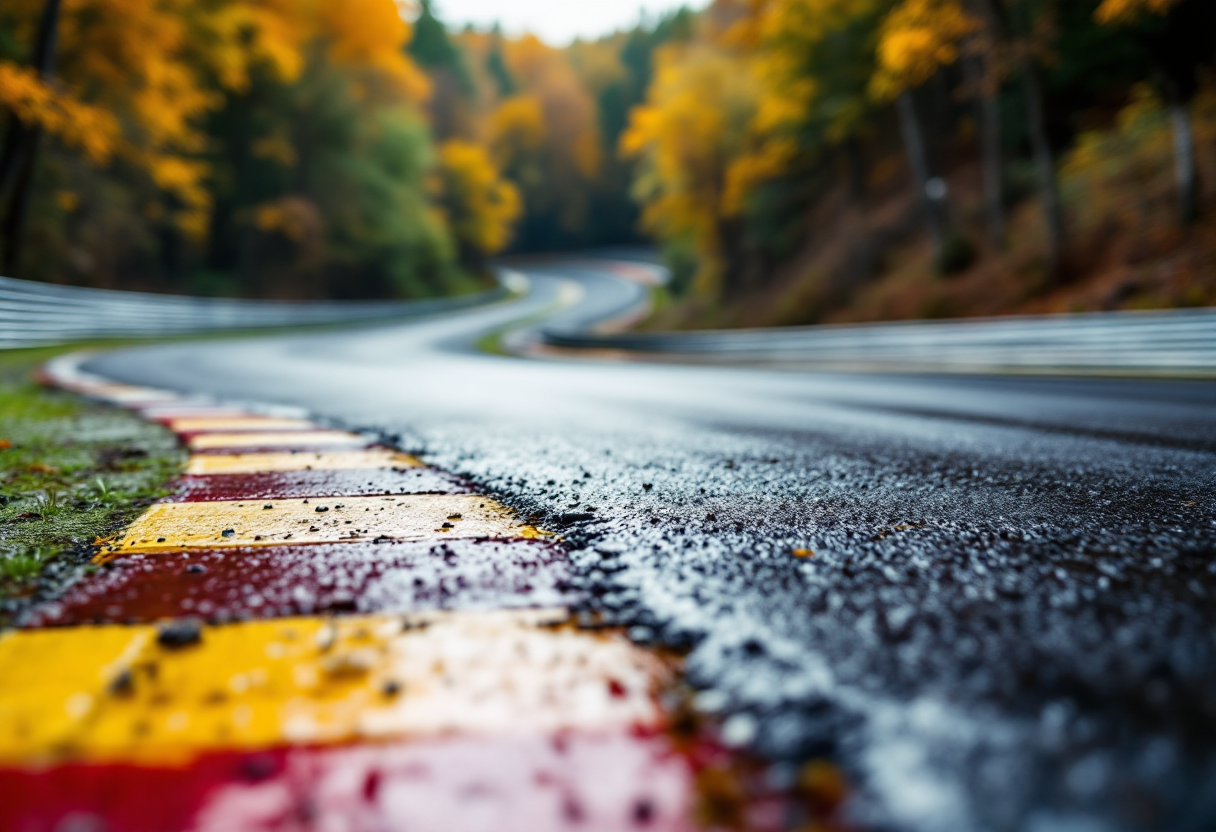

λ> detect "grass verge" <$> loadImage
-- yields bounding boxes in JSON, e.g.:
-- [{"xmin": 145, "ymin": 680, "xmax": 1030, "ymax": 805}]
[
  {"xmin": 474, "ymin": 286, "xmax": 575, "ymax": 356},
  {"xmin": 0, "ymin": 346, "xmax": 184, "ymax": 626}
]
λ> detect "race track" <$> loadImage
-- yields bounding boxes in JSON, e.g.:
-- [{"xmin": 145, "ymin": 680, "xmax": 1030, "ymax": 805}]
[{"xmin": 85, "ymin": 259, "xmax": 1216, "ymax": 832}]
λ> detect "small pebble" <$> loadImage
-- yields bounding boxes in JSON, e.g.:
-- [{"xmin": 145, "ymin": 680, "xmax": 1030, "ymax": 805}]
[{"xmin": 157, "ymin": 617, "xmax": 203, "ymax": 649}]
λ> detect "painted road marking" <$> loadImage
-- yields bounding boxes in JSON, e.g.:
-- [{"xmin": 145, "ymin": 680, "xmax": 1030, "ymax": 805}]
[
  {"xmin": 102, "ymin": 494, "xmax": 544, "ymax": 553},
  {"xmin": 28, "ymin": 540, "xmax": 578, "ymax": 626},
  {"xmin": 187, "ymin": 430, "xmax": 368, "ymax": 451},
  {"xmin": 0, "ymin": 625, "xmax": 153, "ymax": 761},
  {"xmin": 165, "ymin": 416, "xmax": 317, "ymax": 432},
  {"xmin": 0, "ymin": 732, "xmax": 700, "ymax": 832},
  {"xmin": 74, "ymin": 384, "xmax": 182, "ymax": 404},
  {"xmin": 192, "ymin": 733, "xmax": 697, "ymax": 832},
  {"xmin": 141, "ymin": 406, "xmax": 257, "ymax": 420},
  {"xmin": 0, "ymin": 611, "xmax": 671, "ymax": 764},
  {"xmin": 185, "ymin": 449, "xmax": 421, "ymax": 475},
  {"xmin": 165, "ymin": 468, "xmax": 471, "ymax": 501},
  {"xmin": 18, "ymin": 354, "xmax": 783, "ymax": 830}
]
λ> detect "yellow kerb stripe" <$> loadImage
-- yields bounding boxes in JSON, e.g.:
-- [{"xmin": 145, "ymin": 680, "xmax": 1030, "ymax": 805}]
[
  {"xmin": 77, "ymin": 384, "xmax": 180, "ymax": 403},
  {"xmin": 187, "ymin": 431, "xmax": 367, "ymax": 451},
  {"xmin": 0, "ymin": 611, "xmax": 671, "ymax": 765},
  {"xmin": 101, "ymin": 494, "xmax": 545, "ymax": 554},
  {"xmin": 167, "ymin": 417, "xmax": 317, "ymax": 432},
  {"xmin": 185, "ymin": 450, "xmax": 421, "ymax": 475},
  {"xmin": 0, "ymin": 626, "xmax": 152, "ymax": 762}
]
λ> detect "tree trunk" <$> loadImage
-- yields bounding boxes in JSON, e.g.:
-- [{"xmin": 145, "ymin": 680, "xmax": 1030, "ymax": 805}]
[
  {"xmin": 1018, "ymin": 53, "xmax": 1065, "ymax": 282},
  {"xmin": 844, "ymin": 135, "xmax": 867, "ymax": 208},
  {"xmin": 896, "ymin": 92, "xmax": 945, "ymax": 257},
  {"xmin": 0, "ymin": 0, "xmax": 64, "ymax": 273},
  {"xmin": 718, "ymin": 216, "xmax": 743, "ymax": 299},
  {"xmin": 1, "ymin": 129, "xmax": 40, "ymax": 274},
  {"xmin": 29, "ymin": 0, "xmax": 64, "ymax": 76},
  {"xmin": 964, "ymin": 53, "xmax": 1005, "ymax": 247},
  {"xmin": 1146, "ymin": 0, "xmax": 1213, "ymax": 223},
  {"xmin": 0, "ymin": 122, "xmax": 32, "ymax": 222},
  {"xmin": 1167, "ymin": 97, "xmax": 1199, "ymax": 225}
]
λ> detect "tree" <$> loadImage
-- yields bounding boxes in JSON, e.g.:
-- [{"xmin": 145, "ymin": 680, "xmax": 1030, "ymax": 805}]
[
  {"xmin": 488, "ymin": 95, "xmax": 547, "ymax": 189},
  {"xmin": 983, "ymin": 0, "xmax": 1067, "ymax": 281},
  {"xmin": 485, "ymin": 27, "xmax": 516, "ymax": 96},
  {"xmin": 1096, "ymin": 0, "xmax": 1216, "ymax": 224},
  {"xmin": 407, "ymin": 0, "xmax": 475, "ymax": 140},
  {"xmin": 0, "ymin": 0, "xmax": 65, "ymax": 272},
  {"xmin": 719, "ymin": 0, "xmax": 887, "ymax": 266},
  {"xmin": 0, "ymin": 0, "xmax": 452, "ymax": 296},
  {"xmin": 964, "ymin": 0, "xmax": 1006, "ymax": 247},
  {"xmin": 496, "ymin": 35, "xmax": 601, "ymax": 249},
  {"xmin": 201, "ymin": 2, "xmax": 447, "ymax": 298},
  {"xmin": 621, "ymin": 43, "xmax": 761, "ymax": 296},
  {"xmin": 871, "ymin": 0, "xmax": 979, "ymax": 257},
  {"xmin": 432, "ymin": 139, "xmax": 520, "ymax": 271}
]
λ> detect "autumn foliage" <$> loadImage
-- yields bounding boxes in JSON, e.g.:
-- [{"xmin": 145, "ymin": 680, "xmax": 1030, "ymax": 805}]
[
  {"xmin": 0, "ymin": 0, "xmax": 1211, "ymax": 316},
  {"xmin": 622, "ymin": 0, "xmax": 1216, "ymax": 324},
  {"xmin": 0, "ymin": 0, "xmax": 514, "ymax": 297},
  {"xmin": 433, "ymin": 140, "xmax": 521, "ymax": 268}
]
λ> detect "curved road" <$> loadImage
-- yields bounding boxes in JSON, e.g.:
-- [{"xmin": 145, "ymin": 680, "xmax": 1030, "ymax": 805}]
[{"xmin": 86, "ymin": 260, "xmax": 1216, "ymax": 832}]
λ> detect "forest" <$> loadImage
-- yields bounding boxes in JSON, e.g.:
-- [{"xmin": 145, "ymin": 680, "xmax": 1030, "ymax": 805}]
[
  {"xmin": 0, "ymin": 0, "xmax": 1212, "ymax": 323},
  {"xmin": 622, "ymin": 0, "xmax": 1216, "ymax": 326}
]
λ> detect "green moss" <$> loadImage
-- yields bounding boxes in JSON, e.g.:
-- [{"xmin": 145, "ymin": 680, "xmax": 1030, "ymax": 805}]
[{"xmin": 0, "ymin": 348, "xmax": 184, "ymax": 623}]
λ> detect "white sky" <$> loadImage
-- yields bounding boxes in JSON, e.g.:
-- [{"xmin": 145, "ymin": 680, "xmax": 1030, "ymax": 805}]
[{"xmin": 430, "ymin": 0, "xmax": 699, "ymax": 45}]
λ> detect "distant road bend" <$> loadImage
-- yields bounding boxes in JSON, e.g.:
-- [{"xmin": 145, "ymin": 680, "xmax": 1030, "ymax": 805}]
[
  {"xmin": 518, "ymin": 262, "xmax": 1216, "ymax": 377},
  {"xmin": 84, "ymin": 259, "xmax": 1216, "ymax": 832}
]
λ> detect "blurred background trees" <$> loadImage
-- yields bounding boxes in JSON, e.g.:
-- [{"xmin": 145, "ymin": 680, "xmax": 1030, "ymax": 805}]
[
  {"xmin": 0, "ymin": 0, "xmax": 501, "ymax": 298},
  {"xmin": 0, "ymin": 0, "xmax": 1211, "ymax": 318},
  {"xmin": 624, "ymin": 0, "xmax": 1216, "ymax": 327}
]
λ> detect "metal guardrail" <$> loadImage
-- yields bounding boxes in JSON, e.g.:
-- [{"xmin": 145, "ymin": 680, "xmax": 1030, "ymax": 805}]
[
  {"xmin": 0, "ymin": 275, "xmax": 505, "ymax": 349},
  {"xmin": 5, "ymin": 269, "xmax": 1212, "ymax": 376},
  {"xmin": 540, "ymin": 306, "xmax": 1216, "ymax": 376}
]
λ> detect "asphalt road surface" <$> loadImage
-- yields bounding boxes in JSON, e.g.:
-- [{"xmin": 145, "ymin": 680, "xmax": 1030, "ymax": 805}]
[{"xmin": 86, "ymin": 260, "xmax": 1216, "ymax": 832}]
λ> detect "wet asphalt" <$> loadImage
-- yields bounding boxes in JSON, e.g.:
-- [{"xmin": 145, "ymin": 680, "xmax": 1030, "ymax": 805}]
[{"xmin": 86, "ymin": 263, "xmax": 1216, "ymax": 832}]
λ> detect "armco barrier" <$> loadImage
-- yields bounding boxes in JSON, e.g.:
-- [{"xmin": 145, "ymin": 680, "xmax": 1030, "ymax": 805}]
[
  {"xmin": 539, "ymin": 306, "xmax": 1216, "ymax": 376},
  {"xmin": 0, "ymin": 275, "xmax": 505, "ymax": 349},
  {"xmin": 5, "ymin": 270, "xmax": 1212, "ymax": 376}
]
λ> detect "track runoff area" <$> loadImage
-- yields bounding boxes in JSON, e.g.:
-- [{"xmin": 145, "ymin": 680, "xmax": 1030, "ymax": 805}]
[{"xmin": 0, "ymin": 356, "xmax": 839, "ymax": 831}]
